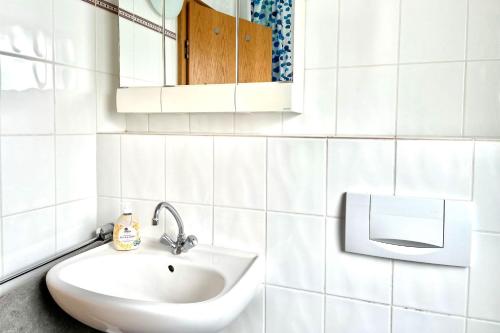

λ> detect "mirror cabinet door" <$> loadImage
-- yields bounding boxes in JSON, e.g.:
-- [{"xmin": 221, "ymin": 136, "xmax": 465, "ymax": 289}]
[
  {"xmin": 118, "ymin": 0, "xmax": 293, "ymax": 88},
  {"xmin": 237, "ymin": 0, "xmax": 293, "ymax": 83},
  {"xmin": 119, "ymin": 0, "xmax": 165, "ymax": 87},
  {"xmin": 176, "ymin": 0, "xmax": 237, "ymax": 85}
]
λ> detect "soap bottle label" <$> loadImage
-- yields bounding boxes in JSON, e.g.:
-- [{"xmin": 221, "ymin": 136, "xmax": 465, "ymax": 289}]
[{"xmin": 113, "ymin": 213, "xmax": 141, "ymax": 251}]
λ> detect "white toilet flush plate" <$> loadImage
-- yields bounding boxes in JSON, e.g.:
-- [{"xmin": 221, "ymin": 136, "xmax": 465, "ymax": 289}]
[{"xmin": 345, "ymin": 193, "xmax": 474, "ymax": 267}]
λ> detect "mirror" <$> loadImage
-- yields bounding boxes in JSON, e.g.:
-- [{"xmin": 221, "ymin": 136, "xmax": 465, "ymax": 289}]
[
  {"xmin": 119, "ymin": 0, "xmax": 294, "ymax": 87},
  {"xmin": 237, "ymin": 0, "xmax": 293, "ymax": 83},
  {"xmin": 119, "ymin": 0, "xmax": 165, "ymax": 86}
]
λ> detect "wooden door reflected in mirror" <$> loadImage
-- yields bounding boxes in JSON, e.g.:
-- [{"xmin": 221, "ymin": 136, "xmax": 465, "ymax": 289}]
[{"xmin": 177, "ymin": 0, "xmax": 237, "ymax": 85}]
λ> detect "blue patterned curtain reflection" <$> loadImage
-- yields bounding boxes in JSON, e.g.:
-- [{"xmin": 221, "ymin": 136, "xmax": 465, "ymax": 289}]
[{"xmin": 251, "ymin": 0, "xmax": 293, "ymax": 81}]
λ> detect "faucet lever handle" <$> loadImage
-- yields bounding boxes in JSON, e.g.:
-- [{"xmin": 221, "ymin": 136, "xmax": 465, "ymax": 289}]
[
  {"xmin": 181, "ymin": 235, "xmax": 198, "ymax": 253},
  {"xmin": 160, "ymin": 233, "xmax": 176, "ymax": 250}
]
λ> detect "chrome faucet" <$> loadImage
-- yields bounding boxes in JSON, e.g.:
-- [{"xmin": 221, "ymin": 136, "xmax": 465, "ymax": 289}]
[{"xmin": 152, "ymin": 202, "xmax": 198, "ymax": 255}]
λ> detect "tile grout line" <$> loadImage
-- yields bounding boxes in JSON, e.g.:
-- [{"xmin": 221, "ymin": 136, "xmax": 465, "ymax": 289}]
[
  {"xmin": 52, "ymin": 0, "xmax": 58, "ymax": 254},
  {"xmin": 1, "ymin": 197, "xmax": 98, "ymax": 220},
  {"xmin": 113, "ymin": 131, "xmax": 500, "ymax": 142},
  {"xmin": 0, "ymin": 53, "xmax": 3, "ymax": 277},
  {"xmin": 94, "ymin": 0, "xmax": 99, "ymax": 230},
  {"xmin": 163, "ymin": 134, "xmax": 167, "ymax": 234},
  {"xmin": 323, "ymin": 138, "xmax": 329, "ymax": 333},
  {"xmin": 333, "ymin": 0, "xmax": 342, "ymax": 135},
  {"xmin": 461, "ymin": 0, "xmax": 471, "ymax": 139},
  {"xmin": 119, "ymin": 134, "xmax": 123, "ymax": 211},
  {"xmin": 394, "ymin": 0, "xmax": 403, "ymax": 142},
  {"xmin": 263, "ymin": 137, "xmax": 269, "ymax": 333},
  {"xmin": 390, "ymin": 260, "xmax": 395, "ymax": 333},
  {"xmin": 266, "ymin": 282, "xmax": 500, "ymax": 324},
  {"xmin": 303, "ymin": 57, "xmax": 500, "ymax": 71},
  {"xmin": 211, "ymin": 136, "xmax": 215, "ymax": 246}
]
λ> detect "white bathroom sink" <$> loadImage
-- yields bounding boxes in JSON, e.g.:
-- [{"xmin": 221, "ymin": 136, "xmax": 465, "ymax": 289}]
[{"xmin": 46, "ymin": 237, "xmax": 261, "ymax": 333}]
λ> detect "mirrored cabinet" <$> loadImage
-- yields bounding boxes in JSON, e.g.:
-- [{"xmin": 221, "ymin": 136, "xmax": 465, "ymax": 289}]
[{"xmin": 116, "ymin": 0, "xmax": 304, "ymax": 114}]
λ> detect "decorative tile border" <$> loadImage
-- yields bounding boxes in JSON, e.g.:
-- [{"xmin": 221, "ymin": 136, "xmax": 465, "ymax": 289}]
[{"xmin": 83, "ymin": 0, "xmax": 176, "ymax": 40}]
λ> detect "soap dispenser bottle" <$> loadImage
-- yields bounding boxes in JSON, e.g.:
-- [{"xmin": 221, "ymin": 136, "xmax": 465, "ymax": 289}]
[{"xmin": 113, "ymin": 203, "xmax": 141, "ymax": 251}]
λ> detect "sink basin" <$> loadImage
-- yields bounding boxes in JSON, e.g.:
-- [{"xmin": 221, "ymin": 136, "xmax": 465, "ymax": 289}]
[{"xmin": 46, "ymin": 237, "xmax": 261, "ymax": 333}]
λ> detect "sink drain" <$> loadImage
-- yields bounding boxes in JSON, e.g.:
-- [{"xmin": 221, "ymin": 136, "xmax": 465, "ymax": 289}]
[{"xmin": 168, "ymin": 265, "xmax": 174, "ymax": 273}]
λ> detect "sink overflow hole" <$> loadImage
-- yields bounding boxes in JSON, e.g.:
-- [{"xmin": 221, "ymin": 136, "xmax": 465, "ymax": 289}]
[{"xmin": 168, "ymin": 265, "xmax": 174, "ymax": 273}]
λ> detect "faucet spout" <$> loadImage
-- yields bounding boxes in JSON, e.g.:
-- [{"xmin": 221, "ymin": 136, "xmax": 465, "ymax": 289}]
[{"xmin": 152, "ymin": 202, "xmax": 197, "ymax": 255}]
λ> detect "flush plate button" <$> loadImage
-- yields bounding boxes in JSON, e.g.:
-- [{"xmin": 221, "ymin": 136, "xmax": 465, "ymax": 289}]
[
  {"xmin": 345, "ymin": 193, "xmax": 474, "ymax": 267},
  {"xmin": 369, "ymin": 195, "xmax": 444, "ymax": 248}
]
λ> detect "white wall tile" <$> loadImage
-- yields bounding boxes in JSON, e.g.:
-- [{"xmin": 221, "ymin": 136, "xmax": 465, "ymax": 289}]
[
  {"xmin": 399, "ymin": 0, "xmax": 467, "ymax": 63},
  {"xmin": 1, "ymin": 136, "xmax": 55, "ymax": 216},
  {"xmin": 56, "ymin": 198, "xmax": 97, "ymax": 251},
  {"xmin": 392, "ymin": 308, "xmax": 465, "ymax": 333},
  {"xmin": 96, "ymin": 7, "xmax": 119, "ymax": 75},
  {"xmin": 393, "ymin": 261, "xmax": 468, "ymax": 315},
  {"xmin": 304, "ymin": 0, "xmax": 338, "ymax": 69},
  {"xmin": 56, "ymin": 135, "xmax": 96, "ymax": 203},
  {"xmin": 327, "ymin": 139, "xmax": 395, "ymax": 218},
  {"xmin": 190, "ymin": 114, "xmax": 234, "ymax": 134},
  {"xmin": 54, "ymin": 0, "xmax": 95, "ymax": 69},
  {"xmin": 467, "ymin": 0, "xmax": 500, "ymax": 60},
  {"xmin": 473, "ymin": 142, "xmax": 500, "ymax": 232},
  {"xmin": 337, "ymin": 66, "xmax": 397, "ymax": 136},
  {"xmin": 234, "ymin": 113, "xmax": 283, "ymax": 136},
  {"xmin": 467, "ymin": 319, "xmax": 500, "ymax": 333},
  {"xmin": 283, "ymin": 69, "xmax": 336, "ymax": 135},
  {"xmin": 338, "ymin": 0, "xmax": 400, "ymax": 66},
  {"xmin": 326, "ymin": 218, "xmax": 392, "ymax": 303},
  {"xmin": 397, "ymin": 63, "xmax": 465, "ymax": 137},
  {"xmin": 469, "ymin": 232, "xmax": 500, "ymax": 321},
  {"xmin": 2, "ymin": 207, "xmax": 56, "ymax": 275},
  {"xmin": 221, "ymin": 285, "xmax": 264, "ymax": 333},
  {"xmin": 267, "ymin": 212, "xmax": 324, "ymax": 292},
  {"xmin": 165, "ymin": 136, "xmax": 213, "ymax": 205},
  {"xmin": 0, "ymin": 56, "xmax": 54, "ymax": 134},
  {"xmin": 96, "ymin": 73, "xmax": 126, "ymax": 133},
  {"xmin": 121, "ymin": 135, "xmax": 165, "ymax": 201},
  {"xmin": 164, "ymin": 203, "xmax": 213, "ymax": 246},
  {"xmin": 266, "ymin": 286, "xmax": 323, "ymax": 333},
  {"xmin": 97, "ymin": 196, "xmax": 121, "ymax": 225},
  {"xmin": 55, "ymin": 65, "xmax": 97, "ymax": 134},
  {"xmin": 268, "ymin": 138, "xmax": 326, "ymax": 215},
  {"xmin": 97, "ymin": 134, "xmax": 121, "ymax": 197},
  {"xmin": 0, "ymin": 0, "xmax": 53, "ymax": 60},
  {"xmin": 214, "ymin": 137, "xmax": 266, "ymax": 209},
  {"xmin": 325, "ymin": 296, "xmax": 391, "ymax": 333},
  {"xmin": 126, "ymin": 114, "xmax": 149, "ymax": 132},
  {"xmin": 213, "ymin": 207, "xmax": 265, "ymax": 255},
  {"xmin": 148, "ymin": 114, "xmax": 190, "ymax": 133},
  {"xmin": 395, "ymin": 140, "xmax": 473, "ymax": 200},
  {"xmin": 464, "ymin": 61, "xmax": 500, "ymax": 137}
]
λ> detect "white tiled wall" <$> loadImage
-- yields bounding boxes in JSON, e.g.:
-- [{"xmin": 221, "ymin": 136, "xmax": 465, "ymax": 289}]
[
  {"xmin": 3, "ymin": 0, "xmax": 500, "ymax": 332},
  {"xmin": 98, "ymin": 134, "xmax": 500, "ymax": 332},
  {"xmin": 0, "ymin": 0, "xmax": 125, "ymax": 278},
  {"xmin": 124, "ymin": 0, "xmax": 500, "ymax": 138},
  {"xmin": 101, "ymin": 0, "xmax": 500, "ymax": 332}
]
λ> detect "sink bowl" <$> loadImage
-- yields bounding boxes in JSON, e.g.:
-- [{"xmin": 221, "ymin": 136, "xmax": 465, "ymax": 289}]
[{"xmin": 46, "ymin": 237, "xmax": 261, "ymax": 333}]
